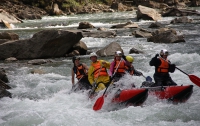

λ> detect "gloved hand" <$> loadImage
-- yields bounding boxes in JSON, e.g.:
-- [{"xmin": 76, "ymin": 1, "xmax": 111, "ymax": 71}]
[
  {"xmin": 122, "ymin": 55, "xmax": 126, "ymax": 61},
  {"xmin": 109, "ymin": 76, "xmax": 113, "ymax": 82},
  {"xmin": 134, "ymin": 71, "xmax": 143, "ymax": 76},
  {"xmin": 169, "ymin": 64, "xmax": 176, "ymax": 73},
  {"xmin": 95, "ymin": 83, "xmax": 106, "ymax": 92},
  {"xmin": 155, "ymin": 54, "xmax": 159, "ymax": 58}
]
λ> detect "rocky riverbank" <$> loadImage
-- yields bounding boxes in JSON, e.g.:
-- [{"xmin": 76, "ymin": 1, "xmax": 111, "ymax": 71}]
[{"xmin": 1, "ymin": 0, "xmax": 200, "ymax": 21}]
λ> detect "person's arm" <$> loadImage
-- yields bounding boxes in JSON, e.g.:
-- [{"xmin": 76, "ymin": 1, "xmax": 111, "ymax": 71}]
[
  {"xmin": 101, "ymin": 60, "xmax": 110, "ymax": 68},
  {"xmin": 122, "ymin": 55, "xmax": 131, "ymax": 67},
  {"xmin": 71, "ymin": 69, "xmax": 75, "ymax": 85},
  {"xmin": 82, "ymin": 63, "xmax": 89, "ymax": 74},
  {"xmin": 82, "ymin": 63, "xmax": 89, "ymax": 70},
  {"xmin": 133, "ymin": 68, "xmax": 143, "ymax": 76},
  {"xmin": 109, "ymin": 61, "xmax": 115, "ymax": 76},
  {"xmin": 168, "ymin": 60, "xmax": 176, "ymax": 73},
  {"xmin": 88, "ymin": 66, "xmax": 94, "ymax": 85},
  {"xmin": 149, "ymin": 54, "xmax": 161, "ymax": 66}
]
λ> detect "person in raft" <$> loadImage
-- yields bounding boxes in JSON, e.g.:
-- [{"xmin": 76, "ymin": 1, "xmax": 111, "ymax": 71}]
[
  {"xmin": 109, "ymin": 51, "xmax": 143, "ymax": 82},
  {"xmin": 149, "ymin": 49, "xmax": 177, "ymax": 87},
  {"xmin": 71, "ymin": 56, "xmax": 92, "ymax": 91},
  {"xmin": 125, "ymin": 55, "xmax": 143, "ymax": 76},
  {"xmin": 88, "ymin": 52, "xmax": 111, "ymax": 92}
]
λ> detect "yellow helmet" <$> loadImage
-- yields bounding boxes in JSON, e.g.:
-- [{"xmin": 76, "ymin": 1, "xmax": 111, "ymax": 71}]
[{"xmin": 126, "ymin": 55, "xmax": 134, "ymax": 63}]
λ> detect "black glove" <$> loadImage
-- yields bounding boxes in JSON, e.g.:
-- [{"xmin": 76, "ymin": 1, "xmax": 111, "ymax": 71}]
[
  {"xmin": 122, "ymin": 55, "xmax": 126, "ymax": 61},
  {"xmin": 109, "ymin": 76, "xmax": 113, "ymax": 82},
  {"xmin": 169, "ymin": 64, "xmax": 176, "ymax": 73},
  {"xmin": 134, "ymin": 70, "xmax": 143, "ymax": 76},
  {"xmin": 155, "ymin": 54, "xmax": 159, "ymax": 58}
]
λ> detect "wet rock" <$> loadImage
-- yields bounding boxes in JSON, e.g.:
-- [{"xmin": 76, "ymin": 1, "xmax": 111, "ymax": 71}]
[
  {"xmin": 111, "ymin": 21, "xmax": 139, "ymax": 28},
  {"xmin": 78, "ymin": 22, "xmax": 95, "ymax": 29},
  {"xmin": 170, "ymin": 16, "xmax": 193, "ymax": 23},
  {"xmin": 82, "ymin": 30, "xmax": 116, "ymax": 38},
  {"xmin": 0, "ymin": 32, "xmax": 19, "ymax": 40},
  {"xmin": 129, "ymin": 47, "xmax": 144, "ymax": 54},
  {"xmin": 0, "ymin": 68, "xmax": 9, "ymax": 83},
  {"xmin": 148, "ymin": 22, "xmax": 164, "ymax": 28},
  {"xmin": 0, "ymin": 29, "xmax": 83, "ymax": 60},
  {"xmin": 162, "ymin": 7, "xmax": 200, "ymax": 17},
  {"xmin": 147, "ymin": 28, "xmax": 185, "ymax": 43},
  {"xmin": 134, "ymin": 29, "xmax": 152, "ymax": 38},
  {"xmin": 136, "ymin": 5, "xmax": 162, "ymax": 21},
  {"xmin": 30, "ymin": 69, "xmax": 45, "ymax": 74},
  {"xmin": 96, "ymin": 42, "xmax": 123, "ymax": 56},
  {"xmin": 0, "ymin": 87, "xmax": 12, "ymax": 98},
  {"xmin": 5, "ymin": 57, "xmax": 18, "ymax": 62},
  {"xmin": 0, "ymin": 9, "xmax": 22, "ymax": 23},
  {"xmin": 27, "ymin": 59, "xmax": 53, "ymax": 65}
]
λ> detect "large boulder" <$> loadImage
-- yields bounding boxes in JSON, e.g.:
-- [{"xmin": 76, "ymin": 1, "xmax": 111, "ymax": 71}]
[
  {"xmin": 147, "ymin": 28, "xmax": 185, "ymax": 43},
  {"xmin": 0, "ymin": 87, "xmax": 12, "ymax": 98},
  {"xmin": 162, "ymin": 7, "xmax": 200, "ymax": 17},
  {"xmin": 136, "ymin": 5, "xmax": 162, "ymax": 21},
  {"xmin": 96, "ymin": 42, "xmax": 123, "ymax": 56},
  {"xmin": 0, "ymin": 9, "xmax": 22, "ymax": 23},
  {"xmin": 0, "ymin": 32, "xmax": 19, "ymax": 44},
  {"xmin": 0, "ymin": 30, "xmax": 83, "ymax": 60}
]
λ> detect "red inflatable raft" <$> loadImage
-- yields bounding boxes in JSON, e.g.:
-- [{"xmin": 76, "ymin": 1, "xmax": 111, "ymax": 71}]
[
  {"xmin": 111, "ymin": 88, "xmax": 148, "ymax": 106},
  {"xmin": 146, "ymin": 85, "xmax": 193, "ymax": 103}
]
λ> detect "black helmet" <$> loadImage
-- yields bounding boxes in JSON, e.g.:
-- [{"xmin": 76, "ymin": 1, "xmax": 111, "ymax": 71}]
[{"xmin": 72, "ymin": 56, "xmax": 80, "ymax": 63}]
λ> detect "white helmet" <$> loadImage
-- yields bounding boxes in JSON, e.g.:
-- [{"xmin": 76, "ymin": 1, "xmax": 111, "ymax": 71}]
[
  {"xmin": 160, "ymin": 49, "xmax": 169, "ymax": 56},
  {"xmin": 89, "ymin": 52, "xmax": 97, "ymax": 58},
  {"xmin": 115, "ymin": 51, "xmax": 122, "ymax": 56}
]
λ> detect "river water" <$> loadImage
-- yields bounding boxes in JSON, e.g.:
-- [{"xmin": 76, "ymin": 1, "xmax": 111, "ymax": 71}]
[{"xmin": 0, "ymin": 10, "xmax": 200, "ymax": 126}]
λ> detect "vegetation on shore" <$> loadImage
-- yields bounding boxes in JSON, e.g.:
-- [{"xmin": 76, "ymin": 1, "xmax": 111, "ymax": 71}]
[{"xmin": 14, "ymin": 0, "xmax": 113, "ymax": 11}]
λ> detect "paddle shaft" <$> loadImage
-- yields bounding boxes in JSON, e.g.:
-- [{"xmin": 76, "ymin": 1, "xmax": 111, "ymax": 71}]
[
  {"xmin": 89, "ymin": 65, "xmax": 103, "ymax": 96},
  {"xmin": 93, "ymin": 59, "xmax": 122, "ymax": 111},
  {"xmin": 159, "ymin": 56, "xmax": 200, "ymax": 87},
  {"xmin": 159, "ymin": 56, "xmax": 189, "ymax": 75},
  {"xmin": 101, "ymin": 59, "xmax": 122, "ymax": 96}
]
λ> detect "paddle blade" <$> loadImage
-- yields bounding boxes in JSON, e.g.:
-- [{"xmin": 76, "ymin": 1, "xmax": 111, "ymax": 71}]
[
  {"xmin": 189, "ymin": 75, "xmax": 200, "ymax": 87},
  {"xmin": 146, "ymin": 76, "xmax": 152, "ymax": 82},
  {"xmin": 93, "ymin": 96, "xmax": 104, "ymax": 111}
]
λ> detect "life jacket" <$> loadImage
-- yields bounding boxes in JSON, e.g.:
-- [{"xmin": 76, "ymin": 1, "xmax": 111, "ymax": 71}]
[
  {"xmin": 157, "ymin": 58, "xmax": 169, "ymax": 73},
  {"xmin": 114, "ymin": 60, "xmax": 129, "ymax": 74},
  {"xmin": 91, "ymin": 61, "xmax": 108, "ymax": 78},
  {"xmin": 73, "ymin": 64, "xmax": 87, "ymax": 79}
]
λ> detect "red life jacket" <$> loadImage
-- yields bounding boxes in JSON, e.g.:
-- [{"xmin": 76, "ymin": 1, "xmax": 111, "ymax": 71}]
[
  {"xmin": 157, "ymin": 58, "xmax": 169, "ymax": 73},
  {"xmin": 92, "ymin": 61, "xmax": 108, "ymax": 78},
  {"xmin": 114, "ymin": 60, "xmax": 128, "ymax": 74}
]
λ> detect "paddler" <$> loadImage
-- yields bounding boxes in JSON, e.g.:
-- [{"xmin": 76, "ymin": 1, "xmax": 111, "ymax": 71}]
[
  {"xmin": 110, "ymin": 51, "xmax": 143, "ymax": 82},
  {"xmin": 88, "ymin": 52, "xmax": 111, "ymax": 92},
  {"xmin": 71, "ymin": 56, "xmax": 92, "ymax": 91},
  {"xmin": 149, "ymin": 49, "xmax": 177, "ymax": 86}
]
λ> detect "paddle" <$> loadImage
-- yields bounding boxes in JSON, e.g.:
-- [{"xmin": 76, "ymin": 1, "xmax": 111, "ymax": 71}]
[
  {"xmin": 159, "ymin": 56, "xmax": 200, "ymax": 87},
  {"xmin": 89, "ymin": 66, "xmax": 103, "ymax": 98},
  {"xmin": 175, "ymin": 67, "xmax": 200, "ymax": 87},
  {"xmin": 71, "ymin": 75, "xmax": 84, "ymax": 91},
  {"xmin": 142, "ymin": 75, "xmax": 152, "ymax": 82},
  {"xmin": 93, "ymin": 59, "xmax": 122, "ymax": 111}
]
